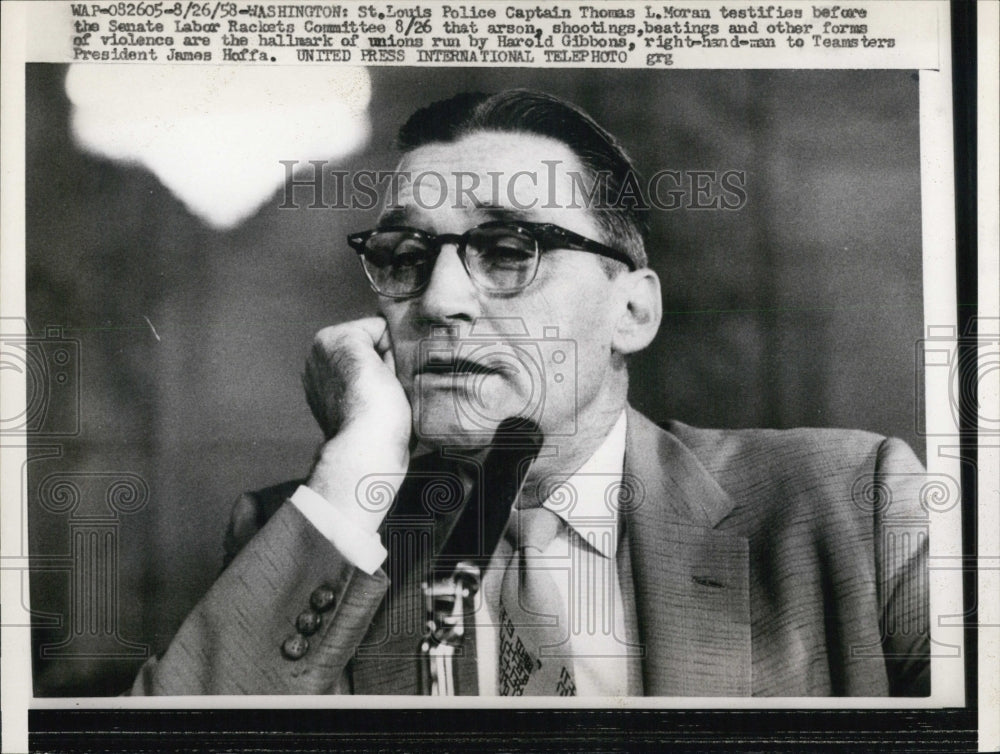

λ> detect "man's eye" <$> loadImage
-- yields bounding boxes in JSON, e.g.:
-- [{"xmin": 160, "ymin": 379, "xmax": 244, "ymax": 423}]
[
  {"xmin": 387, "ymin": 237, "xmax": 431, "ymax": 267},
  {"xmin": 392, "ymin": 249, "xmax": 429, "ymax": 268},
  {"xmin": 478, "ymin": 237, "xmax": 534, "ymax": 263},
  {"xmin": 487, "ymin": 241, "xmax": 529, "ymax": 255}
]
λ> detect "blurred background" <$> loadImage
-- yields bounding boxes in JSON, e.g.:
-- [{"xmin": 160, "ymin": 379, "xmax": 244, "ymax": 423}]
[{"xmin": 25, "ymin": 65, "xmax": 924, "ymax": 695}]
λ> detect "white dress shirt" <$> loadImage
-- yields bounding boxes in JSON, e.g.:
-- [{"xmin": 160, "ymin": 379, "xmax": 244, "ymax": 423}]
[
  {"xmin": 477, "ymin": 410, "xmax": 631, "ymax": 696},
  {"xmin": 290, "ymin": 410, "xmax": 632, "ymax": 696}
]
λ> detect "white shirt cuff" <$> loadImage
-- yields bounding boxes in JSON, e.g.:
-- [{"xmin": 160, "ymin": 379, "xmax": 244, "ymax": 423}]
[{"xmin": 289, "ymin": 485, "xmax": 388, "ymax": 575}]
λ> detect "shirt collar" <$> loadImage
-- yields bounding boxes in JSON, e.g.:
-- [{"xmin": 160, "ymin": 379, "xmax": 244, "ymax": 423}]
[{"xmin": 541, "ymin": 410, "xmax": 627, "ymax": 559}]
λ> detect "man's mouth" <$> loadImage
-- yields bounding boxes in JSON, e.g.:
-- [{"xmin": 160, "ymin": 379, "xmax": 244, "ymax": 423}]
[{"xmin": 417, "ymin": 356, "xmax": 500, "ymax": 377}]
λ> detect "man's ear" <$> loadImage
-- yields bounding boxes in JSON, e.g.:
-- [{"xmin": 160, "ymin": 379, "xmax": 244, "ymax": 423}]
[{"xmin": 611, "ymin": 268, "xmax": 662, "ymax": 356}]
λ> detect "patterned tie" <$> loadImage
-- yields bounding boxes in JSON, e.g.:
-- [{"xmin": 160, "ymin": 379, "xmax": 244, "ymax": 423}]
[{"xmin": 498, "ymin": 507, "xmax": 576, "ymax": 696}]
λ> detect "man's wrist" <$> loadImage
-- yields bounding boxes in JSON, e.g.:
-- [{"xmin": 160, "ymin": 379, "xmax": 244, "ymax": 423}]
[
  {"xmin": 306, "ymin": 426, "xmax": 410, "ymax": 533},
  {"xmin": 289, "ymin": 485, "xmax": 388, "ymax": 575}
]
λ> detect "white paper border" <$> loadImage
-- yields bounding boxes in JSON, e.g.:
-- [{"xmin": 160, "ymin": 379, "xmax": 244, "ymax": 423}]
[{"xmin": 0, "ymin": 1, "xmax": 991, "ymax": 751}]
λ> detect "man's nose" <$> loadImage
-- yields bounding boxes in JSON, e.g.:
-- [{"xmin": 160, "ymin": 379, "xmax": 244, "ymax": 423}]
[{"xmin": 417, "ymin": 244, "xmax": 479, "ymax": 322}]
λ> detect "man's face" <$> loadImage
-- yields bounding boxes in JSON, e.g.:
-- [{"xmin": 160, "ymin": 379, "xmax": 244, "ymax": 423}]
[{"xmin": 378, "ymin": 130, "xmax": 629, "ymax": 448}]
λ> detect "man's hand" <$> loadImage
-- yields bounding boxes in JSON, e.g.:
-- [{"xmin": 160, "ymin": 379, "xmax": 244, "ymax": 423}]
[
  {"xmin": 303, "ymin": 317, "xmax": 410, "ymax": 443},
  {"xmin": 303, "ymin": 318, "xmax": 413, "ymax": 532},
  {"xmin": 222, "ymin": 319, "xmax": 413, "ymax": 562}
]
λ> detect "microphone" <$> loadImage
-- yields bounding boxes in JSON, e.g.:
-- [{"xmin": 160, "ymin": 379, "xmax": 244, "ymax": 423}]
[
  {"xmin": 419, "ymin": 417, "xmax": 544, "ymax": 695},
  {"xmin": 434, "ymin": 416, "xmax": 544, "ymax": 574}
]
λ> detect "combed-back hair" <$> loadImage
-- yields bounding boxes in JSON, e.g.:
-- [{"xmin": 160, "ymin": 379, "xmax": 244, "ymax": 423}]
[{"xmin": 397, "ymin": 89, "xmax": 649, "ymax": 270}]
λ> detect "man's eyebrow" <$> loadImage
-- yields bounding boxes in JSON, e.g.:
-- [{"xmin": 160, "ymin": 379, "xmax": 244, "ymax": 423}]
[
  {"xmin": 377, "ymin": 203, "xmax": 535, "ymax": 230},
  {"xmin": 475, "ymin": 203, "xmax": 535, "ymax": 224}
]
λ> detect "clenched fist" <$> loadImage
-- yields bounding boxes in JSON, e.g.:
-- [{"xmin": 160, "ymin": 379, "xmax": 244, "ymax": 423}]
[
  {"xmin": 304, "ymin": 317, "xmax": 413, "ymax": 532},
  {"xmin": 303, "ymin": 317, "xmax": 411, "ymax": 445}
]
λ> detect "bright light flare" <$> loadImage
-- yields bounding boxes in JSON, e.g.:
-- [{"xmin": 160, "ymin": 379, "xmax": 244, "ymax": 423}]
[{"xmin": 66, "ymin": 65, "xmax": 372, "ymax": 229}]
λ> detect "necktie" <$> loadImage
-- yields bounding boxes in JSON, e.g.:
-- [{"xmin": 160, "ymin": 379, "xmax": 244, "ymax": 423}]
[{"xmin": 498, "ymin": 507, "xmax": 576, "ymax": 696}]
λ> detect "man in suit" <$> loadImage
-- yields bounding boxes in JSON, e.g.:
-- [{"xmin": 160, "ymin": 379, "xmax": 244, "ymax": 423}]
[{"xmin": 132, "ymin": 90, "xmax": 929, "ymax": 697}]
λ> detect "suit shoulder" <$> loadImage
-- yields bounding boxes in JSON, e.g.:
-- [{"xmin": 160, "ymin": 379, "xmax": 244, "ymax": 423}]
[
  {"xmin": 659, "ymin": 420, "xmax": 896, "ymax": 510},
  {"xmin": 662, "ymin": 420, "xmax": 886, "ymax": 469}
]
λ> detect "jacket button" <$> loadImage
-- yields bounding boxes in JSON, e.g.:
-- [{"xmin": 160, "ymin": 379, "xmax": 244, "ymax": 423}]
[
  {"xmin": 309, "ymin": 584, "xmax": 337, "ymax": 612},
  {"xmin": 296, "ymin": 609, "xmax": 322, "ymax": 636},
  {"xmin": 281, "ymin": 634, "xmax": 309, "ymax": 660}
]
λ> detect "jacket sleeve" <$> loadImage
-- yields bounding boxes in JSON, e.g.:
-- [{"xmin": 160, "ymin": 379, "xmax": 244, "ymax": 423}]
[
  {"xmin": 873, "ymin": 437, "xmax": 931, "ymax": 696},
  {"xmin": 129, "ymin": 501, "xmax": 389, "ymax": 695}
]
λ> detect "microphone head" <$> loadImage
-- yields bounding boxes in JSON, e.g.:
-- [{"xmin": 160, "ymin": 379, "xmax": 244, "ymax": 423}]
[
  {"xmin": 491, "ymin": 416, "xmax": 543, "ymax": 450},
  {"xmin": 432, "ymin": 416, "xmax": 545, "ymax": 574}
]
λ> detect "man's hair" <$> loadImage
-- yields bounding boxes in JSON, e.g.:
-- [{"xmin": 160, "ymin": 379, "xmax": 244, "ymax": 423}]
[{"xmin": 397, "ymin": 89, "xmax": 649, "ymax": 270}]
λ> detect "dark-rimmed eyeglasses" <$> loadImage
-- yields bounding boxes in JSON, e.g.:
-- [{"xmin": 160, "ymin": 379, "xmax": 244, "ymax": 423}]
[{"xmin": 348, "ymin": 220, "xmax": 635, "ymax": 299}]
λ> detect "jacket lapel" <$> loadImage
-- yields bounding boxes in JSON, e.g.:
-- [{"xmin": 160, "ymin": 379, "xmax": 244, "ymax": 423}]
[{"xmin": 622, "ymin": 407, "xmax": 751, "ymax": 696}]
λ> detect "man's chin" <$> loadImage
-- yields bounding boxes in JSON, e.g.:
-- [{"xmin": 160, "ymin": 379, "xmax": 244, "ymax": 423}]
[
  {"xmin": 412, "ymin": 393, "xmax": 534, "ymax": 449},
  {"xmin": 411, "ymin": 415, "xmax": 500, "ymax": 450}
]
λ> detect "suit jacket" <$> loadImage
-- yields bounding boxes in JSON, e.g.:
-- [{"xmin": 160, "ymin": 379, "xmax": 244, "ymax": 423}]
[{"xmin": 132, "ymin": 408, "xmax": 929, "ymax": 696}]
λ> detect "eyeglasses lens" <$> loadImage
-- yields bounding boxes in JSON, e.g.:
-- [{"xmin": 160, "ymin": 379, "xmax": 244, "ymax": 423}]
[
  {"xmin": 362, "ymin": 225, "xmax": 541, "ymax": 296},
  {"xmin": 362, "ymin": 230, "xmax": 432, "ymax": 297},
  {"xmin": 465, "ymin": 225, "xmax": 538, "ymax": 292}
]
